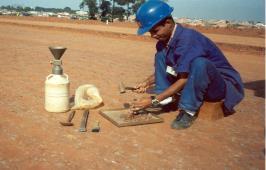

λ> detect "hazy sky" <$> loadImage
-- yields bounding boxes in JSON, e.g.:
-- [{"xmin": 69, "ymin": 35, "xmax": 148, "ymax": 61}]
[{"xmin": 0, "ymin": 0, "xmax": 265, "ymax": 22}]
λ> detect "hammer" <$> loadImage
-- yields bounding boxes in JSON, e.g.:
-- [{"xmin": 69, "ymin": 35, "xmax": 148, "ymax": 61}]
[
  {"xmin": 79, "ymin": 109, "xmax": 90, "ymax": 132},
  {"xmin": 60, "ymin": 110, "xmax": 75, "ymax": 126},
  {"xmin": 119, "ymin": 82, "xmax": 136, "ymax": 93},
  {"xmin": 91, "ymin": 120, "xmax": 100, "ymax": 132}
]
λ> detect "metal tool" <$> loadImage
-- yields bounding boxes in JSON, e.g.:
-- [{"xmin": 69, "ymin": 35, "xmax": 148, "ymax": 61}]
[
  {"xmin": 60, "ymin": 110, "xmax": 75, "ymax": 126},
  {"xmin": 79, "ymin": 109, "xmax": 90, "ymax": 132},
  {"xmin": 119, "ymin": 82, "xmax": 136, "ymax": 93},
  {"xmin": 91, "ymin": 121, "xmax": 100, "ymax": 132}
]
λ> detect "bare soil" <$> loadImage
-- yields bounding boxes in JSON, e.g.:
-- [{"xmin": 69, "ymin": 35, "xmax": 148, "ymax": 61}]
[
  {"xmin": 1, "ymin": 16, "xmax": 265, "ymax": 38},
  {"xmin": 0, "ymin": 17, "xmax": 265, "ymax": 170}
]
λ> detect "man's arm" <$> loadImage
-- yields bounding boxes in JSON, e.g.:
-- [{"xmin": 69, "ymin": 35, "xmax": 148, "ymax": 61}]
[
  {"xmin": 131, "ymin": 73, "xmax": 188, "ymax": 110},
  {"xmin": 134, "ymin": 74, "xmax": 155, "ymax": 93},
  {"xmin": 156, "ymin": 73, "xmax": 188, "ymax": 102},
  {"xmin": 143, "ymin": 74, "xmax": 155, "ymax": 86}
]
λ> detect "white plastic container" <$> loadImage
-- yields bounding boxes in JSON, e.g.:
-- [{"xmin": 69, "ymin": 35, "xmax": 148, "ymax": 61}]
[{"xmin": 45, "ymin": 74, "xmax": 70, "ymax": 112}]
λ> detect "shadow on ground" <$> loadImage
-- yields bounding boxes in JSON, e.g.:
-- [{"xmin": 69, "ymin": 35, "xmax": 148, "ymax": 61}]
[{"xmin": 244, "ymin": 80, "xmax": 265, "ymax": 98}]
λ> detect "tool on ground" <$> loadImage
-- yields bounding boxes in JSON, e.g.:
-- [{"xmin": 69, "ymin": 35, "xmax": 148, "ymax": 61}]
[
  {"xmin": 91, "ymin": 121, "xmax": 100, "ymax": 132},
  {"xmin": 45, "ymin": 46, "xmax": 70, "ymax": 113},
  {"xmin": 60, "ymin": 110, "xmax": 76, "ymax": 126},
  {"xmin": 119, "ymin": 82, "xmax": 136, "ymax": 93},
  {"xmin": 79, "ymin": 109, "xmax": 90, "ymax": 132}
]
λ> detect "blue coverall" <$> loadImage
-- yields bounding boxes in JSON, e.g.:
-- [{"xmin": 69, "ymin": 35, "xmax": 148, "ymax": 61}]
[{"xmin": 153, "ymin": 24, "xmax": 244, "ymax": 114}]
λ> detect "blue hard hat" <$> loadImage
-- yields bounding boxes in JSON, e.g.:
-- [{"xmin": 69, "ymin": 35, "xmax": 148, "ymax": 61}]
[{"xmin": 136, "ymin": 0, "xmax": 173, "ymax": 35}]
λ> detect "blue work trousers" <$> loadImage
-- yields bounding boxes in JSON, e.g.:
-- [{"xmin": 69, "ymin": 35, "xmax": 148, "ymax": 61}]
[{"xmin": 154, "ymin": 55, "xmax": 225, "ymax": 113}]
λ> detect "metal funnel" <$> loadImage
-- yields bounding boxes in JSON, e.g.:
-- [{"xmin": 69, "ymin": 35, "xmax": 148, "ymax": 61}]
[{"xmin": 49, "ymin": 46, "xmax": 67, "ymax": 60}]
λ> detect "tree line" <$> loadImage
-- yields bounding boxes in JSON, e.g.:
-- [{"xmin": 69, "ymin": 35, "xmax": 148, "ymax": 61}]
[
  {"xmin": 80, "ymin": 0, "xmax": 145, "ymax": 21},
  {"xmin": 0, "ymin": 5, "xmax": 75, "ymax": 14},
  {"xmin": 0, "ymin": 0, "xmax": 147, "ymax": 21},
  {"xmin": 1, "ymin": 0, "xmax": 168, "ymax": 21}
]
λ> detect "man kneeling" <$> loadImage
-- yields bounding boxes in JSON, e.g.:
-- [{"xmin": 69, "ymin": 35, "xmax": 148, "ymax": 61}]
[{"xmin": 130, "ymin": 0, "xmax": 244, "ymax": 130}]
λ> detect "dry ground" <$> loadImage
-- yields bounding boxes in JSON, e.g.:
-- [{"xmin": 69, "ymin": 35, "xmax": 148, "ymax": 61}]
[{"xmin": 0, "ymin": 17, "xmax": 265, "ymax": 170}]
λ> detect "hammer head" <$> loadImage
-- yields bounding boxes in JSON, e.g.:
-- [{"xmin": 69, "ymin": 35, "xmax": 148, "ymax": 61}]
[
  {"xmin": 119, "ymin": 82, "xmax": 126, "ymax": 93},
  {"xmin": 119, "ymin": 82, "xmax": 137, "ymax": 93},
  {"xmin": 60, "ymin": 122, "xmax": 74, "ymax": 126},
  {"xmin": 91, "ymin": 121, "xmax": 100, "ymax": 132}
]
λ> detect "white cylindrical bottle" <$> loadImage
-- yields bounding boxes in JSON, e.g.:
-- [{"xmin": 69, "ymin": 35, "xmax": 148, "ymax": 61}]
[{"xmin": 45, "ymin": 74, "xmax": 70, "ymax": 112}]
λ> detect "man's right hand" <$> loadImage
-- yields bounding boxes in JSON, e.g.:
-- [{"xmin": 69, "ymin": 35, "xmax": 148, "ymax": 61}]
[
  {"xmin": 133, "ymin": 81, "xmax": 150, "ymax": 93},
  {"xmin": 133, "ymin": 74, "xmax": 155, "ymax": 93}
]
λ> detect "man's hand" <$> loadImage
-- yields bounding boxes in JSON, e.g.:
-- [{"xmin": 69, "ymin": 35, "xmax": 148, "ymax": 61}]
[
  {"xmin": 133, "ymin": 82, "xmax": 150, "ymax": 93},
  {"xmin": 133, "ymin": 74, "xmax": 155, "ymax": 93},
  {"xmin": 130, "ymin": 97, "xmax": 152, "ymax": 112}
]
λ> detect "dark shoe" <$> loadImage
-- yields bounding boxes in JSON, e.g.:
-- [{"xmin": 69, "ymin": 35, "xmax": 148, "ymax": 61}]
[{"xmin": 171, "ymin": 110, "xmax": 197, "ymax": 130}]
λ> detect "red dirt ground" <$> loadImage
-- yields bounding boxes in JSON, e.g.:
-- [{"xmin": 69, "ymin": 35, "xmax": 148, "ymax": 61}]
[
  {"xmin": 0, "ymin": 17, "xmax": 265, "ymax": 170},
  {"xmin": 1, "ymin": 16, "xmax": 265, "ymax": 38}
]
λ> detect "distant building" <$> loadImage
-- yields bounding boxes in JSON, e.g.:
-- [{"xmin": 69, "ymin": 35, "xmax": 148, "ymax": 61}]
[
  {"xmin": 28, "ymin": 11, "xmax": 39, "ymax": 16},
  {"xmin": 238, "ymin": 21, "xmax": 253, "ymax": 28},
  {"xmin": 213, "ymin": 20, "xmax": 229, "ymax": 28},
  {"xmin": 176, "ymin": 18, "xmax": 192, "ymax": 24},
  {"xmin": 189, "ymin": 19, "xmax": 206, "ymax": 27},
  {"xmin": 127, "ymin": 15, "xmax": 136, "ymax": 22},
  {"xmin": 75, "ymin": 11, "xmax": 88, "ymax": 16},
  {"xmin": 255, "ymin": 23, "xmax": 265, "ymax": 29},
  {"xmin": 57, "ymin": 12, "xmax": 70, "ymax": 18}
]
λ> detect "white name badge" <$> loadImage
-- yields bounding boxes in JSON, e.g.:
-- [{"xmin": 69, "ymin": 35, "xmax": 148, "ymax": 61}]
[{"xmin": 166, "ymin": 66, "xmax": 177, "ymax": 77}]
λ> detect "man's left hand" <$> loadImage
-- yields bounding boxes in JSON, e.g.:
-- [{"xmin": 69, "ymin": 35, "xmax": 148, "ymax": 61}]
[{"xmin": 131, "ymin": 97, "xmax": 152, "ymax": 111}]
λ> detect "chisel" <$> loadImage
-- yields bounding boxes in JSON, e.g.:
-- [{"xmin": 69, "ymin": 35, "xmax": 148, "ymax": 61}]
[{"xmin": 79, "ymin": 109, "xmax": 89, "ymax": 132}]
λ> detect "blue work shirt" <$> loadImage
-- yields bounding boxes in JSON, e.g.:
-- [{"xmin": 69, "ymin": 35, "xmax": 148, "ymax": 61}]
[{"xmin": 156, "ymin": 24, "xmax": 244, "ymax": 113}]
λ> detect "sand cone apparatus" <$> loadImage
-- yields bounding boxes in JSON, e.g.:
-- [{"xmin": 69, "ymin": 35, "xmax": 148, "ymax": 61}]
[{"xmin": 45, "ymin": 46, "xmax": 70, "ymax": 112}]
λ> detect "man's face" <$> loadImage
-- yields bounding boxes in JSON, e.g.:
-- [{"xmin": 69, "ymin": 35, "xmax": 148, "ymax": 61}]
[{"xmin": 149, "ymin": 19, "xmax": 173, "ymax": 43}]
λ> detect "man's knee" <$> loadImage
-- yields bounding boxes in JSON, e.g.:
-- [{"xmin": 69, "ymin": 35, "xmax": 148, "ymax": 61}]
[
  {"xmin": 190, "ymin": 57, "xmax": 212, "ymax": 73},
  {"xmin": 191, "ymin": 57, "xmax": 209, "ymax": 67}
]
